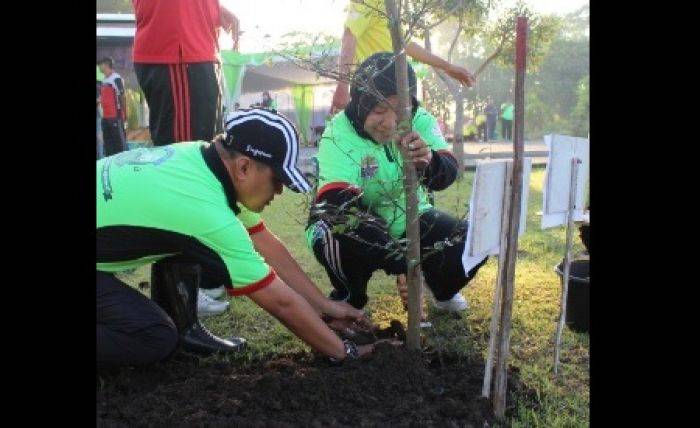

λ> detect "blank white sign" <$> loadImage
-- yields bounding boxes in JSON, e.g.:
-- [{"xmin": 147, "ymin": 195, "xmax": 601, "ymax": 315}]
[
  {"xmin": 541, "ymin": 134, "xmax": 589, "ymax": 229},
  {"xmin": 462, "ymin": 158, "xmax": 532, "ymax": 274}
]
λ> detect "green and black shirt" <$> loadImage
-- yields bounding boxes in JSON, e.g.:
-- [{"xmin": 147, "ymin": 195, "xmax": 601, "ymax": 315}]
[
  {"xmin": 97, "ymin": 142, "xmax": 274, "ymax": 296},
  {"xmin": 306, "ymin": 107, "xmax": 458, "ymax": 246}
]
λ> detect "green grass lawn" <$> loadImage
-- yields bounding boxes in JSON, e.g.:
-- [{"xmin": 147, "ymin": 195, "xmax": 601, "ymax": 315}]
[{"xmin": 117, "ymin": 167, "xmax": 589, "ymax": 427}]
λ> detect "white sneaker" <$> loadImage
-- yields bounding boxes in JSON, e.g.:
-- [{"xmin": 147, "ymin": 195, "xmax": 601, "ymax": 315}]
[
  {"xmin": 197, "ymin": 289, "xmax": 229, "ymax": 316},
  {"xmin": 433, "ymin": 292, "xmax": 469, "ymax": 312},
  {"xmin": 201, "ymin": 285, "xmax": 225, "ymax": 300}
]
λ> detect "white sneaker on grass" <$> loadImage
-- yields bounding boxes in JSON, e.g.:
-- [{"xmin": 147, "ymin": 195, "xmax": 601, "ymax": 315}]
[
  {"xmin": 197, "ymin": 289, "xmax": 229, "ymax": 317},
  {"xmin": 433, "ymin": 292, "xmax": 469, "ymax": 312},
  {"xmin": 201, "ymin": 285, "xmax": 225, "ymax": 300}
]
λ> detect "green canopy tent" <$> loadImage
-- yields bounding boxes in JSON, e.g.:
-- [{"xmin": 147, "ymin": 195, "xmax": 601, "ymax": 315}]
[
  {"xmin": 220, "ymin": 50, "xmax": 334, "ymax": 145},
  {"xmin": 219, "ymin": 49, "xmax": 429, "ymax": 145}
]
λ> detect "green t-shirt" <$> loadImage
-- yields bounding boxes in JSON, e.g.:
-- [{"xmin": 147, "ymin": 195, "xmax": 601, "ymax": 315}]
[
  {"xmin": 501, "ymin": 103, "xmax": 514, "ymax": 120},
  {"xmin": 307, "ymin": 107, "xmax": 448, "ymax": 245},
  {"xmin": 96, "ymin": 142, "xmax": 273, "ymax": 295}
]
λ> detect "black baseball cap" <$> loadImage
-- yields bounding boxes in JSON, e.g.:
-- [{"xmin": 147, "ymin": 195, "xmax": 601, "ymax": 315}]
[{"xmin": 223, "ymin": 108, "xmax": 311, "ymax": 193}]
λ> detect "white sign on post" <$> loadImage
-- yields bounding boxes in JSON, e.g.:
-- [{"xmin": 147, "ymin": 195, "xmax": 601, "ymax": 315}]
[
  {"xmin": 462, "ymin": 158, "xmax": 532, "ymax": 274},
  {"xmin": 541, "ymin": 134, "xmax": 589, "ymax": 229}
]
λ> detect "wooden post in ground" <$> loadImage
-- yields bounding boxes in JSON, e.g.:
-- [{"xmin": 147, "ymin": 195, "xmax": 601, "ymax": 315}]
[
  {"xmin": 492, "ymin": 16, "xmax": 528, "ymax": 420},
  {"xmin": 384, "ymin": 0, "xmax": 423, "ymax": 350},
  {"xmin": 553, "ymin": 158, "xmax": 581, "ymax": 375},
  {"xmin": 482, "ymin": 161, "xmax": 513, "ymax": 398}
]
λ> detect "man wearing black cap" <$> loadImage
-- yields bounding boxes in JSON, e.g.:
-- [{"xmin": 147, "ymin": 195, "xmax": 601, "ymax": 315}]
[
  {"xmin": 307, "ymin": 52, "xmax": 488, "ymax": 313},
  {"xmin": 97, "ymin": 108, "xmax": 371, "ymax": 367}
]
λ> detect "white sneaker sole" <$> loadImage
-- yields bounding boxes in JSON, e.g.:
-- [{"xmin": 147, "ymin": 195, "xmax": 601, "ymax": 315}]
[
  {"xmin": 432, "ymin": 296, "xmax": 469, "ymax": 312},
  {"xmin": 201, "ymin": 288, "xmax": 225, "ymax": 300},
  {"xmin": 198, "ymin": 307, "xmax": 228, "ymax": 317}
]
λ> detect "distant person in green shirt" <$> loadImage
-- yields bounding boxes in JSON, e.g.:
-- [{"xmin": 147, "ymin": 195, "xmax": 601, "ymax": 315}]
[
  {"xmin": 97, "ymin": 109, "xmax": 371, "ymax": 368},
  {"xmin": 307, "ymin": 53, "xmax": 488, "ymax": 314},
  {"xmin": 262, "ymin": 91, "xmax": 278, "ymax": 113},
  {"xmin": 500, "ymin": 102, "xmax": 514, "ymax": 141}
]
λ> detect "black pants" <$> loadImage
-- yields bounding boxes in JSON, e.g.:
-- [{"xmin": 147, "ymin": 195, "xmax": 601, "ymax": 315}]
[
  {"xmin": 135, "ymin": 62, "xmax": 222, "ymax": 290},
  {"xmin": 311, "ymin": 209, "xmax": 488, "ymax": 309},
  {"xmin": 501, "ymin": 119, "xmax": 513, "ymax": 141},
  {"xmin": 487, "ymin": 116, "xmax": 497, "ymax": 140},
  {"xmin": 477, "ymin": 123, "xmax": 487, "ymax": 142},
  {"xmin": 101, "ymin": 118, "xmax": 127, "ymax": 156},
  {"xmin": 135, "ymin": 62, "xmax": 221, "ymax": 146},
  {"xmin": 97, "ymin": 271, "xmax": 178, "ymax": 368}
]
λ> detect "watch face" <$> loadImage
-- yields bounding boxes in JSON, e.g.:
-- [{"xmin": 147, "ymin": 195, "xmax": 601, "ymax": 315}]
[{"xmin": 345, "ymin": 340, "xmax": 360, "ymax": 358}]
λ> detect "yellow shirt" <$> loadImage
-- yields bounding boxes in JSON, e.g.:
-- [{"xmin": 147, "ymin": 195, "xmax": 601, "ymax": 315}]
[{"xmin": 345, "ymin": 0, "xmax": 393, "ymax": 64}]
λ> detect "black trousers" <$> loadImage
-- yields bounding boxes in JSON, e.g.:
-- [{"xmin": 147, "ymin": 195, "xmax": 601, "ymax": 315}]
[
  {"xmin": 101, "ymin": 118, "xmax": 127, "ymax": 156},
  {"xmin": 477, "ymin": 123, "xmax": 487, "ymax": 142},
  {"xmin": 97, "ymin": 271, "xmax": 178, "ymax": 368},
  {"xmin": 501, "ymin": 119, "xmax": 513, "ymax": 141},
  {"xmin": 486, "ymin": 116, "xmax": 497, "ymax": 140},
  {"xmin": 311, "ymin": 209, "xmax": 488, "ymax": 309},
  {"xmin": 135, "ymin": 62, "xmax": 222, "ymax": 290},
  {"xmin": 135, "ymin": 62, "xmax": 221, "ymax": 147}
]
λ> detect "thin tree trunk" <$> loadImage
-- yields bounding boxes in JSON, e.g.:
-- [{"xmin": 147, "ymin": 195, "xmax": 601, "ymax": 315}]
[
  {"xmin": 424, "ymin": 27, "xmax": 465, "ymax": 175},
  {"xmin": 493, "ymin": 16, "xmax": 528, "ymax": 420},
  {"xmin": 553, "ymin": 158, "xmax": 581, "ymax": 375},
  {"xmin": 385, "ymin": 0, "xmax": 422, "ymax": 350},
  {"xmin": 453, "ymin": 91, "xmax": 465, "ymax": 176},
  {"xmin": 447, "ymin": 20, "xmax": 465, "ymax": 175}
]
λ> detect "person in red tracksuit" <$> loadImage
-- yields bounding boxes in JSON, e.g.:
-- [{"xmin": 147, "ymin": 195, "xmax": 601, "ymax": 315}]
[
  {"xmin": 131, "ymin": 0, "xmax": 241, "ymax": 302},
  {"xmin": 131, "ymin": 0, "xmax": 239, "ymax": 147},
  {"xmin": 98, "ymin": 57, "xmax": 128, "ymax": 156}
]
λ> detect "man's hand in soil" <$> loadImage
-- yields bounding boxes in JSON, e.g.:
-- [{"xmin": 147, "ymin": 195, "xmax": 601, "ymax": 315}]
[
  {"xmin": 323, "ymin": 300, "xmax": 372, "ymax": 333},
  {"xmin": 398, "ymin": 132, "xmax": 432, "ymax": 169},
  {"xmin": 356, "ymin": 343, "xmax": 375, "ymax": 358},
  {"xmin": 322, "ymin": 299, "xmax": 364, "ymax": 320},
  {"xmin": 322, "ymin": 300, "xmax": 367, "ymax": 328}
]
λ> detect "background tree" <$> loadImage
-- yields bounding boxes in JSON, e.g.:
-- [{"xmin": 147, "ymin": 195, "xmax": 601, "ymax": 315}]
[
  {"xmin": 422, "ymin": 0, "xmax": 559, "ymax": 171},
  {"xmin": 424, "ymin": 2, "xmax": 587, "ymax": 140}
]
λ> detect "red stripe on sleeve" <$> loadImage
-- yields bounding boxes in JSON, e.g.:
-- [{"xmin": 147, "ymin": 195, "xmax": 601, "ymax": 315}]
[
  {"xmin": 246, "ymin": 221, "xmax": 266, "ymax": 235},
  {"xmin": 316, "ymin": 181, "xmax": 361, "ymax": 201},
  {"xmin": 227, "ymin": 269, "xmax": 277, "ymax": 296}
]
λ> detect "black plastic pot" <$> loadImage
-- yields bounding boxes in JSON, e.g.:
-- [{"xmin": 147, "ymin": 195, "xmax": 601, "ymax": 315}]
[
  {"xmin": 555, "ymin": 258, "xmax": 589, "ymax": 333},
  {"xmin": 579, "ymin": 224, "xmax": 590, "ymax": 255}
]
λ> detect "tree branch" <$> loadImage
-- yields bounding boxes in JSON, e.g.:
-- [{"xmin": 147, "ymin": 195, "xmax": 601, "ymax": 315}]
[{"xmin": 473, "ymin": 28, "xmax": 508, "ymax": 77}]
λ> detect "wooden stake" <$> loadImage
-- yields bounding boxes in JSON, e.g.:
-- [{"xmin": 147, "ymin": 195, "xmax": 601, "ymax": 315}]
[
  {"xmin": 554, "ymin": 158, "xmax": 581, "ymax": 375},
  {"xmin": 482, "ymin": 161, "xmax": 513, "ymax": 398},
  {"xmin": 384, "ymin": 0, "xmax": 423, "ymax": 350},
  {"xmin": 493, "ymin": 17, "xmax": 528, "ymax": 420}
]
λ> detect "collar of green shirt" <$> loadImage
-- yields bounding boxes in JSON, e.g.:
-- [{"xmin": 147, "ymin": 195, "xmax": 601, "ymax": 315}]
[{"xmin": 200, "ymin": 143, "xmax": 241, "ymax": 215}]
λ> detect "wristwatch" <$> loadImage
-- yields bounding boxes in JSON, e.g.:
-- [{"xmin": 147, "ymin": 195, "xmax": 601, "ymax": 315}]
[{"xmin": 329, "ymin": 339, "xmax": 359, "ymax": 363}]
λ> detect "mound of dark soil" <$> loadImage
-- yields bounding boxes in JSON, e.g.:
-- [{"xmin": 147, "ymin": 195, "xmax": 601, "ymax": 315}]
[{"xmin": 97, "ymin": 337, "xmax": 535, "ymax": 427}]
